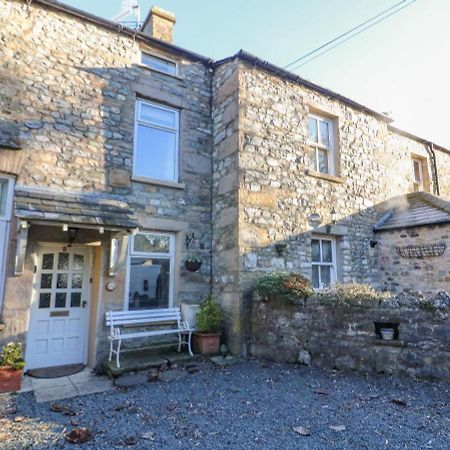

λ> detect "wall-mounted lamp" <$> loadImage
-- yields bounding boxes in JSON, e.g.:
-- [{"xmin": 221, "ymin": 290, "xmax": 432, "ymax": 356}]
[
  {"xmin": 186, "ymin": 232, "xmax": 196, "ymax": 249},
  {"xmin": 275, "ymin": 243, "xmax": 287, "ymax": 257},
  {"xmin": 370, "ymin": 240, "xmax": 378, "ymax": 248},
  {"xmin": 330, "ymin": 208, "xmax": 337, "ymax": 224},
  {"xmin": 68, "ymin": 227, "xmax": 78, "ymax": 245}
]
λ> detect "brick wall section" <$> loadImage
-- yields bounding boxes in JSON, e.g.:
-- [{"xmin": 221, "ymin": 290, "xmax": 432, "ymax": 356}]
[{"xmin": 376, "ymin": 224, "xmax": 450, "ymax": 296}]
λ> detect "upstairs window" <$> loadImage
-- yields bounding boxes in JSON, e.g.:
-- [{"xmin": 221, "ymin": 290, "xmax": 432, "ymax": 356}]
[
  {"xmin": 134, "ymin": 99, "xmax": 179, "ymax": 182},
  {"xmin": 311, "ymin": 237, "xmax": 336, "ymax": 289},
  {"xmin": 0, "ymin": 176, "xmax": 14, "ymax": 221},
  {"xmin": 411, "ymin": 156, "xmax": 426, "ymax": 192},
  {"xmin": 141, "ymin": 52, "xmax": 177, "ymax": 76},
  {"xmin": 308, "ymin": 114, "xmax": 335, "ymax": 175}
]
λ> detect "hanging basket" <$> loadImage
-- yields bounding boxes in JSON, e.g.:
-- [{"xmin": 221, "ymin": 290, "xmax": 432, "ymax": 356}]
[
  {"xmin": 396, "ymin": 243, "xmax": 446, "ymax": 259},
  {"xmin": 185, "ymin": 260, "xmax": 202, "ymax": 272}
]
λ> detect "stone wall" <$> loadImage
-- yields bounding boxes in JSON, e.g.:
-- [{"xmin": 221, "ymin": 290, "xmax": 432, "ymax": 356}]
[
  {"xmin": 376, "ymin": 224, "xmax": 450, "ymax": 296},
  {"xmin": 0, "ymin": 0, "xmax": 212, "ymax": 362},
  {"xmin": 251, "ymin": 292, "xmax": 450, "ymax": 381}
]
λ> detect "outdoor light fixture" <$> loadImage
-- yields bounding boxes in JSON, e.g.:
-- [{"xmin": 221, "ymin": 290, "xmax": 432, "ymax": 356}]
[
  {"xmin": 275, "ymin": 243, "xmax": 287, "ymax": 257},
  {"xmin": 330, "ymin": 208, "xmax": 337, "ymax": 224},
  {"xmin": 370, "ymin": 240, "xmax": 378, "ymax": 248},
  {"xmin": 68, "ymin": 227, "xmax": 78, "ymax": 245},
  {"xmin": 185, "ymin": 232, "xmax": 195, "ymax": 249}
]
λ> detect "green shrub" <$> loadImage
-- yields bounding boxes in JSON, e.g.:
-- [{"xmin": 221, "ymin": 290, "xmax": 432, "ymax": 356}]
[
  {"xmin": 1, "ymin": 342, "xmax": 25, "ymax": 370},
  {"xmin": 196, "ymin": 295, "xmax": 222, "ymax": 333},
  {"xmin": 317, "ymin": 282, "xmax": 391, "ymax": 308},
  {"xmin": 255, "ymin": 272, "xmax": 314, "ymax": 304}
]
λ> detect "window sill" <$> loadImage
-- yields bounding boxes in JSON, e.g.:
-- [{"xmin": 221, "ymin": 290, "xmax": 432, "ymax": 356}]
[
  {"xmin": 132, "ymin": 63, "xmax": 184, "ymax": 81},
  {"xmin": 305, "ymin": 169, "xmax": 345, "ymax": 184},
  {"xmin": 132, "ymin": 175, "xmax": 185, "ymax": 190}
]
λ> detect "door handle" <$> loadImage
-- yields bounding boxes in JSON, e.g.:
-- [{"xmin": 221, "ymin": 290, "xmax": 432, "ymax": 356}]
[{"xmin": 82, "ymin": 301, "xmax": 87, "ymax": 308}]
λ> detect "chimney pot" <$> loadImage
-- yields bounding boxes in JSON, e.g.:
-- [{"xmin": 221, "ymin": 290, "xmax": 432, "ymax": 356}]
[{"xmin": 141, "ymin": 6, "xmax": 176, "ymax": 43}]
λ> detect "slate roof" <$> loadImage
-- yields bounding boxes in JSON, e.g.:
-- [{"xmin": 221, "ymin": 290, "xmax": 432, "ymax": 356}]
[
  {"xmin": 373, "ymin": 192, "xmax": 450, "ymax": 231},
  {"xmin": 14, "ymin": 187, "xmax": 139, "ymax": 230}
]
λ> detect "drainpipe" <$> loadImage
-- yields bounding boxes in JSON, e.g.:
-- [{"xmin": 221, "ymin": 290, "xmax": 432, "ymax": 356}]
[{"xmin": 429, "ymin": 143, "xmax": 440, "ymax": 196}]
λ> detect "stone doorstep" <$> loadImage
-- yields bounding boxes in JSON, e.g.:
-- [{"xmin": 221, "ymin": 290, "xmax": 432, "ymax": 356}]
[{"xmin": 102, "ymin": 347, "xmax": 197, "ymax": 378}]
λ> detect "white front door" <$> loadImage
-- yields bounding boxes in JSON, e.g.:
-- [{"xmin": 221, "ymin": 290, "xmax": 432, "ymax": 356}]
[{"xmin": 26, "ymin": 246, "xmax": 91, "ymax": 370}]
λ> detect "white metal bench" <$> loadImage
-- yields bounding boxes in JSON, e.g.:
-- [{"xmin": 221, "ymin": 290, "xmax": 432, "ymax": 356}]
[{"xmin": 106, "ymin": 308, "xmax": 193, "ymax": 368}]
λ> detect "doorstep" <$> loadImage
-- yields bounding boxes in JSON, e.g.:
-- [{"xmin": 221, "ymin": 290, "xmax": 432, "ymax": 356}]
[
  {"xmin": 102, "ymin": 346, "xmax": 196, "ymax": 378},
  {"xmin": 19, "ymin": 368, "xmax": 113, "ymax": 403}
]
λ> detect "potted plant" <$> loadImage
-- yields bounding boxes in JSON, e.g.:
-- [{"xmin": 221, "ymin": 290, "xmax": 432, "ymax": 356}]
[
  {"xmin": 0, "ymin": 342, "xmax": 25, "ymax": 393},
  {"xmin": 185, "ymin": 256, "xmax": 202, "ymax": 272},
  {"xmin": 192, "ymin": 295, "xmax": 222, "ymax": 355}
]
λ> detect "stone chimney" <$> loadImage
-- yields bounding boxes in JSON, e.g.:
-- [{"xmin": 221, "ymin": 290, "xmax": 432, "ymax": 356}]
[{"xmin": 141, "ymin": 6, "xmax": 176, "ymax": 43}]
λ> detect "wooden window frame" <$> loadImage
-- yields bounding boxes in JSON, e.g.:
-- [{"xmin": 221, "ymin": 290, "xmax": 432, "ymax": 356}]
[
  {"xmin": 311, "ymin": 236, "xmax": 337, "ymax": 290},
  {"xmin": 307, "ymin": 113, "xmax": 336, "ymax": 176}
]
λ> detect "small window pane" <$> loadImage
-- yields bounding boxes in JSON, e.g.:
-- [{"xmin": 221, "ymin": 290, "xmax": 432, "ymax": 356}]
[
  {"xmin": 129, "ymin": 257, "xmax": 170, "ymax": 310},
  {"xmin": 308, "ymin": 117, "xmax": 318, "ymax": 143},
  {"xmin": 39, "ymin": 293, "xmax": 51, "ymax": 309},
  {"xmin": 318, "ymin": 149, "xmax": 329, "ymax": 174},
  {"xmin": 135, "ymin": 124, "xmax": 177, "ymax": 181},
  {"xmin": 141, "ymin": 53, "xmax": 177, "ymax": 75},
  {"xmin": 321, "ymin": 266, "xmax": 331, "ymax": 286},
  {"xmin": 56, "ymin": 273, "xmax": 68, "ymax": 289},
  {"xmin": 73, "ymin": 254, "xmax": 84, "ymax": 271},
  {"xmin": 133, "ymin": 234, "xmax": 170, "ymax": 254},
  {"xmin": 58, "ymin": 253, "xmax": 69, "ymax": 270},
  {"xmin": 312, "ymin": 266, "xmax": 320, "ymax": 289},
  {"xmin": 71, "ymin": 293, "xmax": 81, "ymax": 308},
  {"xmin": 55, "ymin": 293, "xmax": 66, "ymax": 308},
  {"xmin": 413, "ymin": 160, "xmax": 421, "ymax": 183},
  {"xmin": 139, "ymin": 103, "xmax": 176, "ymax": 128},
  {"xmin": 42, "ymin": 254, "xmax": 54, "ymax": 270},
  {"xmin": 322, "ymin": 240, "xmax": 333, "ymax": 263},
  {"xmin": 319, "ymin": 120, "xmax": 330, "ymax": 146},
  {"xmin": 311, "ymin": 239, "xmax": 321, "ymax": 262},
  {"xmin": 40, "ymin": 274, "xmax": 52, "ymax": 289},
  {"xmin": 72, "ymin": 273, "xmax": 83, "ymax": 289}
]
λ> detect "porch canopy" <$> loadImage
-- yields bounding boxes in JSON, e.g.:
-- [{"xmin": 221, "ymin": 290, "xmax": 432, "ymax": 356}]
[{"xmin": 13, "ymin": 187, "xmax": 139, "ymax": 275}]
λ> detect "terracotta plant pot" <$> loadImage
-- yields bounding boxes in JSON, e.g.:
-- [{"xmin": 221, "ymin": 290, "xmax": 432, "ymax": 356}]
[
  {"xmin": 0, "ymin": 366, "xmax": 22, "ymax": 393},
  {"xmin": 185, "ymin": 260, "xmax": 202, "ymax": 272},
  {"xmin": 192, "ymin": 332, "xmax": 221, "ymax": 355}
]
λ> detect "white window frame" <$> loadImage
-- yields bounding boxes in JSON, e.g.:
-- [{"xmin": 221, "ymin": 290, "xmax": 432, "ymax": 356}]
[
  {"xmin": 133, "ymin": 99, "xmax": 180, "ymax": 183},
  {"xmin": 411, "ymin": 157, "xmax": 424, "ymax": 191},
  {"xmin": 307, "ymin": 113, "xmax": 335, "ymax": 175},
  {"xmin": 0, "ymin": 175, "xmax": 15, "ymax": 311},
  {"xmin": 311, "ymin": 236, "xmax": 337, "ymax": 290},
  {"xmin": 139, "ymin": 50, "xmax": 178, "ymax": 76},
  {"xmin": 124, "ymin": 231, "xmax": 175, "ymax": 311}
]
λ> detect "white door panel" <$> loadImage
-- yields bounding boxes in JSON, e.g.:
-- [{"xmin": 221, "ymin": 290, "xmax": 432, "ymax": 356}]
[{"xmin": 26, "ymin": 246, "xmax": 91, "ymax": 370}]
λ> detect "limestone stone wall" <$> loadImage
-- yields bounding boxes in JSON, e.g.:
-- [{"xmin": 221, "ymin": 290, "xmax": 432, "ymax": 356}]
[
  {"xmin": 211, "ymin": 60, "xmax": 242, "ymax": 354},
  {"xmin": 376, "ymin": 224, "xmax": 450, "ymax": 296},
  {"xmin": 251, "ymin": 292, "xmax": 450, "ymax": 381},
  {"xmin": 0, "ymin": 0, "xmax": 212, "ymax": 362}
]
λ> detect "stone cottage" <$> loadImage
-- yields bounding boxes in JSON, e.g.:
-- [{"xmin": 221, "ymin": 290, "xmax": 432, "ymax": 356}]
[{"xmin": 0, "ymin": 0, "xmax": 449, "ymax": 370}]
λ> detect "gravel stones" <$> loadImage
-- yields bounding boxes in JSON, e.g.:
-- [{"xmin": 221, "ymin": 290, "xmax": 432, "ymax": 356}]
[{"xmin": 114, "ymin": 373, "xmax": 148, "ymax": 388}]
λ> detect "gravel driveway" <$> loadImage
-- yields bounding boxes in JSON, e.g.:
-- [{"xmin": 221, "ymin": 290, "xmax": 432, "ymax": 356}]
[{"xmin": 1, "ymin": 358, "xmax": 449, "ymax": 449}]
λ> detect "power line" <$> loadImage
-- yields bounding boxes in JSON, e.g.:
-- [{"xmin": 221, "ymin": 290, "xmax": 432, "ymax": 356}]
[{"xmin": 284, "ymin": 0, "xmax": 416, "ymax": 71}]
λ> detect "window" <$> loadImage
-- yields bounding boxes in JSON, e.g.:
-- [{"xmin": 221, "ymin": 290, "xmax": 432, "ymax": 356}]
[
  {"xmin": 311, "ymin": 237, "xmax": 336, "ymax": 289},
  {"xmin": 134, "ymin": 99, "xmax": 179, "ymax": 182},
  {"xmin": 140, "ymin": 52, "xmax": 177, "ymax": 76},
  {"xmin": 411, "ymin": 157, "xmax": 426, "ymax": 192},
  {"xmin": 0, "ymin": 175, "xmax": 14, "ymax": 309},
  {"xmin": 126, "ymin": 232, "xmax": 175, "ymax": 310},
  {"xmin": 308, "ymin": 114, "xmax": 335, "ymax": 175}
]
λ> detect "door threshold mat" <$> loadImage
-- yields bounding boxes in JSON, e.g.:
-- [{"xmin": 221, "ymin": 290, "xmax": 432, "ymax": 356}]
[{"xmin": 27, "ymin": 363, "xmax": 85, "ymax": 378}]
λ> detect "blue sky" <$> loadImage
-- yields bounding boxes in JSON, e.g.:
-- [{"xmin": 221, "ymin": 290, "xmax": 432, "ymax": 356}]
[{"xmin": 64, "ymin": 0, "xmax": 450, "ymax": 148}]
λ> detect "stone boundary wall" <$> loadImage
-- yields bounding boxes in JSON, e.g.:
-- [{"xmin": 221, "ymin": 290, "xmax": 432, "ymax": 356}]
[{"xmin": 250, "ymin": 293, "xmax": 450, "ymax": 381}]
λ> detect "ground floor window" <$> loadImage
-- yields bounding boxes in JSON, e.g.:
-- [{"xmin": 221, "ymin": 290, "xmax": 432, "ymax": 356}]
[
  {"xmin": 126, "ymin": 232, "xmax": 175, "ymax": 310},
  {"xmin": 311, "ymin": 236, "xmax": 336, "ymax": 289},
  {"xmin": 0, "ymin": 175, "xmax": 14, "ymax": 305}
]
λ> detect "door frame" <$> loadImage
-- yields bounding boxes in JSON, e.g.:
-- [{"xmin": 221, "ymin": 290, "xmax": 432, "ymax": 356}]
[{"xmin": 25, "ymin": 243, "xmax": 93, "ymax": 370}]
